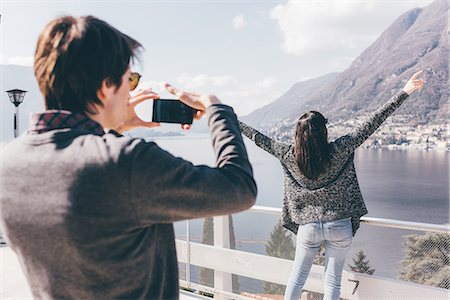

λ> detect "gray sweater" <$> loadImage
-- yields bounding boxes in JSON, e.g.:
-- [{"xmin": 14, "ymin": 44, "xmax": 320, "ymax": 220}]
[
  {"xmin": 0, "ymin": 104, "xmax": 256, "ymax": 299},
  {"xmin": 239, "ymin": 90, "xmax": 409, "ymax": 235}
]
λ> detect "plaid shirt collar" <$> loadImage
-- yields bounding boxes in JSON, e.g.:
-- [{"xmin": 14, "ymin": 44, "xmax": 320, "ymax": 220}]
[{"xmin": 28, "ymin": 110, "xmax": 105, "ymax": 136}]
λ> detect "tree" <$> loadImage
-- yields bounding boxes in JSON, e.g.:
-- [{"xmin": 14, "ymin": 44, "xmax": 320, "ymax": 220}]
[
  {"xmin": 199, "ymin": 216, "xmax": 240, "ymax": 294},
  {"xmin": 348, "ymin": 250, "xmax": 375, "ymax": 275},
  {"xmin": 264, "ymin": 220, "xmax": 296, "ymax": 294},
  {"xmin": 400, "ymin": 232, "xmax": 450, "ymax": 289}
]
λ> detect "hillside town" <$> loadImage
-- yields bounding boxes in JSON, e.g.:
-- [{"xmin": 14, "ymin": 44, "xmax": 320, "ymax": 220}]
[{"xmin": 263, "ymin": 114, "xmax": 449, "ymax": 151}]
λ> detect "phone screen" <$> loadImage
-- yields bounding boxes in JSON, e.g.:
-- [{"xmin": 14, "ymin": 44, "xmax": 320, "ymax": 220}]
[{"xmin": 152, "ymin": 99, "xmax": 195, "ymax": 124}]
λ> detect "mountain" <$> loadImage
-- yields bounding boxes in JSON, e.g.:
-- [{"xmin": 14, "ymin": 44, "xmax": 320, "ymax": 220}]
[
  {"xmin": 243, "ymin": 0, "xmax": 448, "ymax": 130},
  {"xmin": 242, "ymin": 73, "xmax": 339, "ymax": 128},
  {"xmin": 2, "ymin": 1, "xmax": 448, "ymax": 142}
]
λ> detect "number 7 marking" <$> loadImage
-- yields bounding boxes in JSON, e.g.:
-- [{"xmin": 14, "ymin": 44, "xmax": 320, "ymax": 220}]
[{"xmin": 348, "ymin": 279, "xmax": 360, "ymax": 295}]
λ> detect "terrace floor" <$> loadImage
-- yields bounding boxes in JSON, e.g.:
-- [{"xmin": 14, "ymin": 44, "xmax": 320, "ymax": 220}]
[{"xmin": 0, "ymin": 247, "xmax": 207, "ymax": 300}]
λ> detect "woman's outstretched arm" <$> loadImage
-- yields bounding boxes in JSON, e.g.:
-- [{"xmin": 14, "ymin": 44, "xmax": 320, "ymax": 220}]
[
  {"xmin": 238, "ymin": 120, "xmax": 290, "ymax": 160},
  {"xmin": 336, "ymin": 70, "xmax": 425, "ymax": 154}
]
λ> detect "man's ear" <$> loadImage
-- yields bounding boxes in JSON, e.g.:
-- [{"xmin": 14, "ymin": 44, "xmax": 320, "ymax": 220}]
[{"xmin": 96, "ymin": 79, "xmax": 114, "ymax": 105}]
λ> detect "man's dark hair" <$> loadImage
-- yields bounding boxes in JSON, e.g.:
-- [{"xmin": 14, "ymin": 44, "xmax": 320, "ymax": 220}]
[
  {"xmin": 294, "ymin": 111, "xmax": 330, "ymax": 179},
  {"xmin": 34, "ymin": 15, "xmax": 142, "ymax": 114}
]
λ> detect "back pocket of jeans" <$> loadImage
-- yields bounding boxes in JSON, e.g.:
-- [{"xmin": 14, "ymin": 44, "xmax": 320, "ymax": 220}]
[{"xmin": 328, "ymin": 219, "xmax": 352, "ymax": 241}]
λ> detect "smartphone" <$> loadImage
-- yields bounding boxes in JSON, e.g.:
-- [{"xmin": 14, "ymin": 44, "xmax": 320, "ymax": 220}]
[{"xmin": 152, "ymin": 99, "xmax": 196, "ymax": 124}]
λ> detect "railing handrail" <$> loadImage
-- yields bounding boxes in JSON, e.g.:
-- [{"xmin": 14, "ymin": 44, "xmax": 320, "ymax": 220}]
[
  {"xmin": 250, "ymin": 205, "xmax": 449, "ymax": 233},
  {"xmin": 177, "ymin": 206, "xmax": 448, "ymax": 299}
]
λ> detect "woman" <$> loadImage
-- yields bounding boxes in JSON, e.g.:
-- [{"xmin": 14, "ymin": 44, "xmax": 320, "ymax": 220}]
[{"xmin": 239, "ymin": 71, "xmax": 424, "ymax": 300}]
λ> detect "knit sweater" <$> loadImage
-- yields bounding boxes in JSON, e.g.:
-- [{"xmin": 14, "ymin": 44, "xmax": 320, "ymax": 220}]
[
  {"xmin": 0, "ymin": 104, "xmax": 256, "ymax": 300},
  {"xmin": 239, "ymin": 90, "xmax": 409, "ymax": 235}
]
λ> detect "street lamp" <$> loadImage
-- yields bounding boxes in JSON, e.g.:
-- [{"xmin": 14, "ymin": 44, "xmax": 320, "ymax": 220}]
[{"xmin": 6, "ymin": 89, "xmax": 27, "ymax": 137}]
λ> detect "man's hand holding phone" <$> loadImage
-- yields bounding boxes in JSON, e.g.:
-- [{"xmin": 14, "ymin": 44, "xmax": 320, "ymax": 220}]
[
  {"xmin": 118, "ymin": 83, "xmax": 222, "ymax": 132},
  {"xmin": 164, "ymin": 83, "xmax": 222, "ymax": 130},
  {"xmin": 114, "ymin": 89, "xmax": 161, "ymax": 134}
]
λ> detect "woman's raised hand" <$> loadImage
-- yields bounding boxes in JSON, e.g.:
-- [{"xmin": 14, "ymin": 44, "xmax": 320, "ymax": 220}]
[{"xmin": 402, "ymin": 70, "xmax": 425, "ymax": 95}]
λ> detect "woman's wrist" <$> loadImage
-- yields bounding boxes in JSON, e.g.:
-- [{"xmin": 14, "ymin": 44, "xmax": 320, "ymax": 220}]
[
  {"xmin": 402, "ymin": 87, "xmax": 414, "ymax": 95},
  {"xmin": 203, "ymin": 97, "xmax": 222, "ymax": 108}
]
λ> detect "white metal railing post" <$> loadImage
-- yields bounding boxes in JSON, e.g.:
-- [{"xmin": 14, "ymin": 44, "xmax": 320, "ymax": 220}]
[
  {"xmin": 213, "ymin": 215, "xmax": 232, "ymax": 295},
  {"xmin": 185, "ymin": 220, "xmax": 191, "ymax": 285}
]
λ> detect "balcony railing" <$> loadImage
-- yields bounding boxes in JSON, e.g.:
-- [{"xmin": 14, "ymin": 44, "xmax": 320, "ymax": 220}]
[
  {"xmin": 1, "ymin": 204, "xmax": 448, "ymax": 299},
  {"xmin": 175, "ymin": 205, "xmax": 449, "ymax": 300}
]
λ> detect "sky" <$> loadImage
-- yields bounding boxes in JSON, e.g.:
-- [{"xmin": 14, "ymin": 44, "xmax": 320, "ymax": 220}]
[{"xmin": 0, "ymin": 0, "xmax": 434, "ymax": 116}]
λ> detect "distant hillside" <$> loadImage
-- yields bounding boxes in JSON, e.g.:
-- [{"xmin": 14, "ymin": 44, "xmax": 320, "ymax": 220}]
[
  {"xmin": 242, "ymin": 73, "xmax": 339, "ymax": 128},
  {"xmin": 243, "ymin": 0, "xmax": 448, "ymax": 130}
]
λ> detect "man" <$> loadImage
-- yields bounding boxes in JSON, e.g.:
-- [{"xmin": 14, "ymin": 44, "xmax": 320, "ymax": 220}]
[{"xmin": 0, "ymin": 15, "xmax": 257, "ymax": 299}]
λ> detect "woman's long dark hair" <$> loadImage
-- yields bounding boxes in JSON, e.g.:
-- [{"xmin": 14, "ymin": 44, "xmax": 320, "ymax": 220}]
[{"xmin": 294, "ymin": 111, "xmax": 330, "ymax": 179}]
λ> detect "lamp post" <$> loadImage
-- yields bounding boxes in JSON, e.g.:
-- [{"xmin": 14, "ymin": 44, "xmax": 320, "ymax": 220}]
[{"xmin": 6, "ymin": 89, "xmax": 27, "ymax": 138}]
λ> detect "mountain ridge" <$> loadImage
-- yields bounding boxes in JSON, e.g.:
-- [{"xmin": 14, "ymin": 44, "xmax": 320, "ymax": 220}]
[{"xmin": 243, "ymin": 0, "xmax": 448, "ymax": 129}]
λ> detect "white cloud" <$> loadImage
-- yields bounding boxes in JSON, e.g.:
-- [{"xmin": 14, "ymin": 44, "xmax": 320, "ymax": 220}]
[
  {"xmin": 0, "ymin": 55, "xmax": 34, "ymax": 66},
  {"xmin": 174, "ymin": 74, "xmax": 281, "ymax": 115},
  {"xmin": 175, "ymin": 73, "xmax": 239, "ymax": 89},
  {"xmin": 270, "ymin": 0, "xmax": 432, "ymax": 56},
  {"xmin": 232, "ymin": 14, "xmax": 247, "ymax": 29},
  {"xmin": 133, "ymin": 74, "xmax": 282, "ymax": 116},
  {"xmin": 232, "ymin": 13, "xmax": 262, "ymax": 29}
]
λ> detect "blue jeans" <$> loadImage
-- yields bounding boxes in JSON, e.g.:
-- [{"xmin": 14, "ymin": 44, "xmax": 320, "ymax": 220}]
[{"xmin": 284, "ymin": 218, "xmax": 353, "ymax": 300}]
